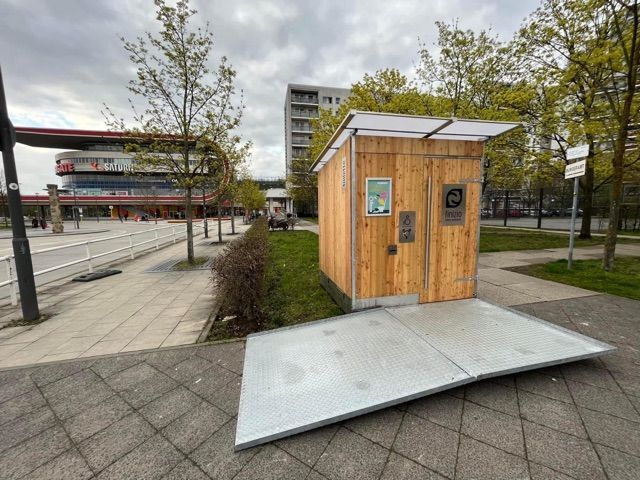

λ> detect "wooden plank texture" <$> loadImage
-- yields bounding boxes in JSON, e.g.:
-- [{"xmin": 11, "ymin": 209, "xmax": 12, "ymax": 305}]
[{"xmin": 318, "ymin": 139, "xmax": 352, "ymax": 296}]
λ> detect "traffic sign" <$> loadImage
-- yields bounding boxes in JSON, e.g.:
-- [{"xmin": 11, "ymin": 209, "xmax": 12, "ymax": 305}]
[{"xmin": 565, "ymin": 159, "xmax": 586, "ymax": 179}]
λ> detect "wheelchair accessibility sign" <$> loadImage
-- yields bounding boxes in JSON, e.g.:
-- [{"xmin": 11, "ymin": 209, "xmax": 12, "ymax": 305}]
[{"xmin": 441, "ymin": 184, "xmax": 466, "ymax": 226}]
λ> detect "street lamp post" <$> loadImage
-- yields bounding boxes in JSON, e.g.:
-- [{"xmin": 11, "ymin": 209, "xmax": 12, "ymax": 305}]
[
  {"xmin": 0, "ymin": 66, "xmax": 39, "ymax": 321},
  {"xmin": 72, "ymin": 185, "xmax": 79, "ymax": 229}
]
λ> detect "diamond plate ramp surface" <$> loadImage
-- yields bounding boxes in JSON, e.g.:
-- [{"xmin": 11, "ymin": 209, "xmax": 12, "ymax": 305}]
[
  {"xmin": 235, "ymin": 309, "xmax": 471, "ymax": 450},
  {"xmin": 236, "ymin": 299, "xmax": 614, "ymax": 450},
  {"xmin": 388, "ymin": 299, "xmax": 615, "ymax": 378}
]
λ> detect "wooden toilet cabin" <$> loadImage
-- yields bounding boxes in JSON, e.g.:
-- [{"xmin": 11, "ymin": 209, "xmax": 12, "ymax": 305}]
[{"xmin": 311, "ymin": 111, "xmax": 519, "ymax": 312}]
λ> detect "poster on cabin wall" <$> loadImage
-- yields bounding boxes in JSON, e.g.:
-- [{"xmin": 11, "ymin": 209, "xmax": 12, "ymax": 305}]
[{"xmin": 366, "ymin": 178, "xmax": 392, "ymax": 216}]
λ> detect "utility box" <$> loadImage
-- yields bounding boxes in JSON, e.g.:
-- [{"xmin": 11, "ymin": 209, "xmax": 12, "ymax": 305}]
[{"xmin": 311, "ymin": 111, "xmax": 519, "ymax": 312}]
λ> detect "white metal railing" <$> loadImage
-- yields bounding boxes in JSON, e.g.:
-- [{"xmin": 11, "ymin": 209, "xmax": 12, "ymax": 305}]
[{"xmin": 0, "ymin": 222, "xmax": 205, "ymax": 305}]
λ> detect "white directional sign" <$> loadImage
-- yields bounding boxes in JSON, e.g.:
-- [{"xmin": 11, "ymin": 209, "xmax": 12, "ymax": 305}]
[
  {"xmin": 566, "ymin": 144, "xmax": 589, "ymax": 160},
  {"xmin": 565, "ymin": 159, "xmax": 586, "ymax": 179}
]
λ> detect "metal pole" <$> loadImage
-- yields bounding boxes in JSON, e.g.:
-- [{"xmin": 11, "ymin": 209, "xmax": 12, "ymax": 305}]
[
  {"xmin": 568, "ymin": 177, "xmax": 579, "ymax": 269},
  {"xmin": 231, "ymin": 201, "xmax": 235, "ymax": 234},
  {"xmin": 202, "ymin": 188, "xmax": 208, "ymax": 238},
  {"xmin": 0, "ymin": 67, "xmax": 39, "ymax": 320}
]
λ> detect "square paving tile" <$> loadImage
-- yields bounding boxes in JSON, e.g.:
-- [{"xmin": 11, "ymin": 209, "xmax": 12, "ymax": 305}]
[
  {"xmin": 518, "ymin": 390, "xmax": 587, "ymax": 438},
  {"xmin": 405, "ymin": 393, "xmax": 463, "ymax": 431},
  {"xmin": 275, "ymin": 425, "xmax": 338, "ymax": 467},
  {"xmin": 163, "ymin": 459, "xmax": 210, "ymax": 480},
  {"xmin": 190, "ymin": 420, "xmax": 259, "ymax": 480},
  {"xmin": 579, "ymin": 407, "xmax": 640, "ymax": 457},
  {"xmin": 595, "ymin": 443, "xmax": 640, "ymax": 480},
  {"xmin": 23, "ymin": 447, "xmax": 93, "ymax": 480},
  {"xmin": 78, "ymin": 412, "xmax": 155, "ymax": 473},
  {"xmin": 343, "ymin": 407, "xmax": 403, "ymax": 448},
  {"xmin": 0, "ymin": 406, "xmax": 57, "ymax": 454},
  {"xmin": 139, "ymin": 386, "xmax": 201, "ymax": 429},
  {"xmin": 161, "ymin": 355, "xmax": 213, "ymax": 384},
  {"xmin": 560, "ymin": 361, "xmax": 621, "ymax": 391},
  {"xmin": 234, "ymin": 444, "xmax": 310, "ymax": 480},
  {"xmin": 63, "ymin": 394, "xmax": 132, "ymax": 443},
  {"xmin": 0, "ymin": 388, "xmax": 46, "ymax": 426},
  {"xmin": 461, "ymin": 401, "xmax": 524, "ymax": 456},
  {"xmin": 0, "ymin": 426, "xmax": 72, "ymax": 479},
  {"xmin": 465, "ymin": 380, "xmax": 519, "ymax": 416},
  {"xmin": 95, "ymin": 433, "xmax": 184, "ymax": 480},
  {"xmin": 516, "ymin": 371, "xmax": 572, "ymax": 403},
  {"xmin": 567, "ymin": 380, "xmax": 640, "ymax": 421},
  {"xmin": 393, "ymin": 414, "xmax": 459, "ymax": 478},
  {"xmin": 379, "ymin": 452, "xmax": 445, "ymax": 480},
  {"xmin": 162, "ymin": 401, "xmax": 230, "ymax": 454},
  {"xmin": 455, "ymin": 435, "xmax": 529, "ymax": 480},
  {"xmin": 523, "ymin": 420, "xmax": 605, "ymax": 480},
  {"xmin": 315, "ymin": 427, "xmax": 389, "ymax": 480}
]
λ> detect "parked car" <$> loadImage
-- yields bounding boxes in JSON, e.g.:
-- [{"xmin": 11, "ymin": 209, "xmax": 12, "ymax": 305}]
[
  {"xmin": 541, "ymin": 209, "xmax": 560, "ymax": 217},
  {"xmin": 564, "ymin": 208, "xmax": 583, "ymax": 217}
]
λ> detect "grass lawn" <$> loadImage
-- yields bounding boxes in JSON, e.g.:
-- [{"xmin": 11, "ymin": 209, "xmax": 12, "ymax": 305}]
[
  {"xmin": 479, "ymin": 227, "xmax": 639, "ymax": 252},
  {"xmin": 263, "ymin": 230, "xmax": 342, "ymax": 330},
  {"xmin": 510, "ymin": 256, "xmax": 640, "ymax": 301}
]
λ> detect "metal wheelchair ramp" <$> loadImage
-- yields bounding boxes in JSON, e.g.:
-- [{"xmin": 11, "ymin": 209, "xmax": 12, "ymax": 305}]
[{"xmin": 235, "ymin": 299, "xmax": 614, "ymax": 451}]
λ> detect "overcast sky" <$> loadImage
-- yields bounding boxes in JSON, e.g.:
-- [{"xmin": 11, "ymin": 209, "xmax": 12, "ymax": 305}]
[{"xmin": 1, "ymin": 0, "xmax": 540, "ymax": 194}]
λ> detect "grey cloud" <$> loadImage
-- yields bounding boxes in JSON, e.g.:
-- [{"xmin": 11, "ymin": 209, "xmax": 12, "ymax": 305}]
[{"xmin": 1, "ymin": 0, "xmax": 539, "ymax": 193}]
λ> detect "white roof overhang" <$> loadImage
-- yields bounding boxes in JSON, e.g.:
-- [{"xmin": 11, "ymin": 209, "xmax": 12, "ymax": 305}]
[{"xmin": 310, "ymin": 111, "xmax": 521, "ymax": 173}]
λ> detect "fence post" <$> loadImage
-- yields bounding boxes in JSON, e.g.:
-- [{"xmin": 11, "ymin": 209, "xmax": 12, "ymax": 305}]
[
  {"xmin": 155, "ymin": 230, "xmax": 159, "ymax": 250},
  {"xmin": 85, "ymin": 242, "xmax": 93, "ymax": 273},
  {"xmin": 129, "ymin": 234, "xmax": 135, "ymax": 259},
  {"xmin": 5, "ymin": 258, "xmax": 17, "ymax": 306}
]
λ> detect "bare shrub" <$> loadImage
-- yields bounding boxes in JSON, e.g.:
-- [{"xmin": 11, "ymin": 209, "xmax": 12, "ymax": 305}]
[{"xmin": 211, "ymin": 217, "xmax": 269, "ymax": 331}]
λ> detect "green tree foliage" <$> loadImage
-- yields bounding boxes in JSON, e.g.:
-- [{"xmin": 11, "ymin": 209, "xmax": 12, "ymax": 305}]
[
  {"xmin": 417, "ymin": 21, "xmax": 529, "ymax": 192},
  {"xmin": 236, "ymin": 179, "xmax": 266, "ymax": 213},
  {"xmin": 105, "ymin": 0, "xmax": 248, "ymax": 263}
]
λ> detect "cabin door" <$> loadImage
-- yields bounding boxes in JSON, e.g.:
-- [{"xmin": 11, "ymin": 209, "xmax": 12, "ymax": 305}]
[{"xmin": 419, "ymin": 158, "xmax": 481, "ymax": 303}]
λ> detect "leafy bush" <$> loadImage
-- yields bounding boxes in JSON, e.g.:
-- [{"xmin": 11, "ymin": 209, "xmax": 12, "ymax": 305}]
[{"xmin": 211, "ymin": 217, "xmax": 269, "ymax": 332}]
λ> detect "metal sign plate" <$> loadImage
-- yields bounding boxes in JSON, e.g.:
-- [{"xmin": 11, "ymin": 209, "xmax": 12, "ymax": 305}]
[
  {"xmin": 565, "ymin": 159, "xmax": 586, "ymax": 179},
  {"xmin": 399, "ymin": 211, "xmax": 416, "ymax": 243},
  {"xmin": 566, "ymin": 144, "xmax": 589, "ymax": 160},
  {"xmin": 441, "ymin": 184, "xmax": 466, "ymax": 226}
]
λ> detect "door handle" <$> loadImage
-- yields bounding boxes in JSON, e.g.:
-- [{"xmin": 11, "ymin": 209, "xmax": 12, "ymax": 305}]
[{"xmin": 424, "ymin": 176, "xmax": 432, "ymax": 289}]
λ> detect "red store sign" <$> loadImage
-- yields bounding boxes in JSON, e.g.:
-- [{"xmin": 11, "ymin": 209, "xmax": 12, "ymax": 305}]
[{"xmin": 55, "ymin": 163, "xmax": 75, "ymax": 175}]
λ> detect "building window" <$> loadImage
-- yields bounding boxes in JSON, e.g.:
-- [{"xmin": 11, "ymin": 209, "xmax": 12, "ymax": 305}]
[
  {"xmin": 322, "ymin": 96, "xmax": 332, "ymax": 104},
  {"xmin": 335, "ymin": 97, "xmax": 341, "ymax": 104}
]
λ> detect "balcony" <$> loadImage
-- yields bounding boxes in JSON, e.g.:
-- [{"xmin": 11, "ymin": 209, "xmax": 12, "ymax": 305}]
[
  {"xmin": 291, "ymin": 110, "xmax": 318, "ymax": 119},
  {"xmin": 292, "ymin": 123, "xmax": 312, "ymax": 133},
  {"xmin": 291, "ymin": 93, "xmax": 318, "ymax": 104}
]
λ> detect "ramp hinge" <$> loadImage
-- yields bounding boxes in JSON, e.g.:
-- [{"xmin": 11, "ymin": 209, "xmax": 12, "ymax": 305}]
[
  {"xmin": 455, "ymin": 275, "xmax": 478, "ymax": 283},
  {"xmin": 458, "ymin": 178, "xmax": 483, "ymax": 184}
]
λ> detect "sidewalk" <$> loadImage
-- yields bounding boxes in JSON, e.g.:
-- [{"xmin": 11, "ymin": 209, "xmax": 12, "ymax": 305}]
[{"xmin": 0, "ymin": 222, "xmax": 248, "ymax": 369}]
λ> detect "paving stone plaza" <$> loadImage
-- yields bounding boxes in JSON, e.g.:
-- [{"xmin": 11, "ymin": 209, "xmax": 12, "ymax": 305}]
[{"xmin": 0, "ymin": 293, "xmax": 638, "ymax": 479}]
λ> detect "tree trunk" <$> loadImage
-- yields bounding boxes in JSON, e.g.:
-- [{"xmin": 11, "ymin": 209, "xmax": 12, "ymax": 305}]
[
  {"xmin": 579, "ymin": 153, "xmax": 594, "ymax": 239},
  {"xmin": 185, "ymin": 186, "xmax": 194, "ymax": 263},
  {"xmin": 602, "ymin": 136, "xmax": 626, "ymax": 271}
]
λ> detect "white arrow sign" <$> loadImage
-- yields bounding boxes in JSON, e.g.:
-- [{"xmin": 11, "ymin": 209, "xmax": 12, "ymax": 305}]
[{"xmin": 566, "ymin": 144, "xmax": 589, "ymax": 160}]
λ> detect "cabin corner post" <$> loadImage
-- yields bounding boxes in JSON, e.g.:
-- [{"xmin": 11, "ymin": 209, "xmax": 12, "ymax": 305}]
[
  {"xmin": 350, "ymin": 131, "xmax": 357, "ymax": 311},
  {"xmin": 473, "ymin": 152, "xmax": 485, "ymax": 297}
]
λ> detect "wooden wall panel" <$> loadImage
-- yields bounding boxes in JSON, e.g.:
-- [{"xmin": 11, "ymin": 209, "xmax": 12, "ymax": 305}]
[
  {"xmin": 353, "ymin": 136, "xmax": 482, "ymax": 302},
  {"xmin": 318, "ymin": 139, "xmax": 351, "ymax": 295}
]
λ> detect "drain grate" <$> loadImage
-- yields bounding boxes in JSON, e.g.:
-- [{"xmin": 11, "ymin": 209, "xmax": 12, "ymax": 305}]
[{"xmin": 145, "ymin": 257, "xmax": 213, "ymax": 273}]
